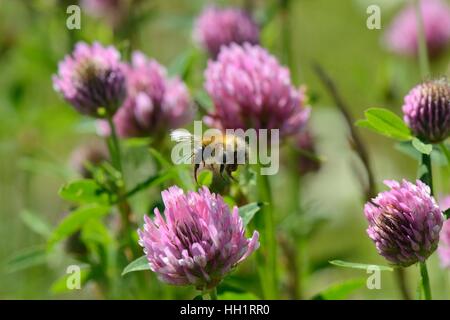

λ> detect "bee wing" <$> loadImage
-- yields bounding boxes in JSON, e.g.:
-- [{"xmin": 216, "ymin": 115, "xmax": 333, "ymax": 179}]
[
  {"xmin": 170, "ymin": 129, "xmax": 202, "ymax": 164},
  {"xmin": 170, "ymin": 129, "xmax": 194, "ymax": 143},
  {"xmin": 179, "ymin": 152, "xmax": 195, "ymax": 163}
]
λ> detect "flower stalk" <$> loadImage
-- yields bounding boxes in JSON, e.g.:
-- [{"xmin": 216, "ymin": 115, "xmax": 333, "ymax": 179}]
[
  {"xmin": 414, "ymin": 0, "xmax": 430, "ymax": 78},
  {"xmin": 440, "ymin": 143, "xmax": 450, "ymax": 168},
  {"xmin": 209, "ymin": 288, "xmax": 218, "ymax": 300},
  {"xmin": 256, "ymin": 168, "xmax": 278, "ymax": 299},
  {"xmin": 420, "ymin": 261, "xmax": 432, "ymax": 300},
  {"xmin": 420, "ymin": 153, "xmax": 433, "ymax": 195},
  {"xmin": 417, "ymin": 153, "xmax": 434, "ymax": 301},
  {"xmin": 106, "ymin": 114, "xmax": 123, "ymax": 173},
  {"xmin": 106, "ymin": 114, "xmax": 134, "ymax": 256},
  {"xmin": 280, "ymin": 0, "xmax": 296, "ymax": 83}
]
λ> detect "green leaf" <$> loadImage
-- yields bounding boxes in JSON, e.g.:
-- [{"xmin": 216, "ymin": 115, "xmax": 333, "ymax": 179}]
[
  {"xmin": 20, "ymin": 209, "xmax": 52, "ymax": 238},
  {"xmin": 238, "ymin": 202, "xmax": 263, "ymax": 227},
  {"xmin": 149, "ymin": 148, "xmax": 171, "ymax": 169},
  {"xmin": 122, "ymin": 256, "xmax": 150, "ymax": 276},
  {"xmin": 396, "ymin": 140, "xmax": 449, "ymax": 166},
  {"xmin": 444, "ymin": 208, "xmax": 450, "ymax": 220},
  {"xmin": 355, "ymin": 119, "xmax": 377, "ymax": 131},
  {"xmin": 168, "ymin": 48, "xmax": 198, "ymax": 80},
  {"xmin": 412, "ymin": 138, "xmax": 433, "ymax": 155},
  {"xmin": 124, "ymin": 137, "xmax": 152, "ymax": 148},
  {"xmin": 218, "ymin": 291, "xmax": 259, "ymax": 300},
  {"xmin": 395, "ymin": 141, "xmax": 422, "ymax": 161},
  {"xmin": 330, "ymin": 260, "xmax": 394, "ymax": 271},
  {"xmin": 312, "ymin": 278, "xmax": 366, "ymax": 300},
  {"xmin": 260, "ymin": 7, "xmax": 279, "ymax": 49},
  {"xmin": 47, "ymin": 205, "xmax": 111, "ymax": 250},
  {"xmin": 194, "ymin": 90, "xmax": 213, "ymax": 112},
  {"xmin": 4, "ymin": 246, "xmax": 47, "ymax": 273},
  {"xmin": 197, "ymin": 170, "xmax": 213, "ymax": 187},
  {"xmin": 356, "ymin": 108, "xmax": 412, "ymax": 141},
  {"xmin": 59, "ymin": 179, "xmax": 109, "ymax": 205},
  {"xmin": 175, "ymin": 166, "xmax": 196, "ymax": 191},
  {"xmin": 223, "ymin": 195, "xmax": 237, "ymax": 208},
  {"xmin": 125, "ymin": 170, "xmax": 175, "ymax": 199},
  {"xmin": 193, "ymin": 295, "xmax": 203, "ymax": 300},
  {"xmin": 80, "ymin": 219, "xmax": 113, "ymax": 248}
]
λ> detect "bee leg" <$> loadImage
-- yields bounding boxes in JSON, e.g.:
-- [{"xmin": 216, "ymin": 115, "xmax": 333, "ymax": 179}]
[
  {"xmin": 219, "ymin": 163, "xmax": 227, "ymax": 180},
  {"xmin": 228, "ymin": 173, "xmax": 237, "ymax": 182},
  {"xmin": 194, "ymin": 163, "xmax": 200, "ymax": 184},
  {"xmin": 229, "ymin": 172, "xmax": 238, "ymax": 182},
  {"xmin": 226, "ymin": 164, "xmax": 238, "ymax": 182}
]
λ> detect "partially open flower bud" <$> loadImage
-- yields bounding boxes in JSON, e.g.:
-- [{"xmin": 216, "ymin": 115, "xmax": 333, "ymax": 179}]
[
  {"xmin": 53, "ymin": 42, "xmax": 126, "ymax": 117},
  {"xmin": 364, "ymin": 180, "xmax": 444, "ymax": 267},
  {"xmin": 402, "ymin": 79, "xmax": 450, "ymax": 143}
]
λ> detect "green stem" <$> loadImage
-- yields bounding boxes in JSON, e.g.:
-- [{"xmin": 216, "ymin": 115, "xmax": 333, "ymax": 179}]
[
  {"xmin": 257, "ymin": 169, "xmax": 278, "ymax": 299},
  {"xmin": 288, "ymin": 148, "xmax": 304, "ymax": 299},
  {"xmin": 209, "ymin": 288, "xmax": 218, "ymax": 300},
  {"xmin": 420, "ymin": 153, "xmax": 433, "ymax": 195},
  {"xmin": 280, "ymin": 0, "xmax": 297, "ymax": 83},
  {"xmin": 105, "ymin": 114, "xmax": 135, "ymax": 257},
  {"xmin": 419, "ymin": 261, "xmax": 432, "ymax": 300},
  {"xmin": 106, "ymin": 115, "xmax": 123, "ymax": 173},
  {"xmin": 440, "ymin": 143, "xmax": 450, "ymax": 168},
  {"xmin": 440, "ymin": 143, "xmax": 450, "ymax": 190},
  {"xmin": 395, "ymin": 268, "xmax": 411, "ymax": 300},
  {"xmin": 414, "ymin": 0, "xmax": 430, "ymax": 78},
  {"xmin": 417, "ymin": 153, "xmax": 433, "ymax": 301}
]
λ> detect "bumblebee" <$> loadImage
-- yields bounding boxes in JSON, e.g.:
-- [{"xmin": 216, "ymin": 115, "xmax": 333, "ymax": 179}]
[{"xmin": 171, "ymin": 129, "xmax": 248, "ymax": 182}]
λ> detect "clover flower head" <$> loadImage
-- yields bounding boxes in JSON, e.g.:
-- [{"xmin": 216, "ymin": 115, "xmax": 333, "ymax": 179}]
[
  {"xmin": 53, "ymin": 42, "xmax": 126, "ymax": 117},
  {"xmin": 204, "ymin": 43, "xmax": 310, "ymax": 138},
  {"xmin": 138, "ymin": 186, "xmax": 259, "ymax": 289},
  {"xmin": 364, "ymin": 179, "xmax": 443, "ymax": 267}
]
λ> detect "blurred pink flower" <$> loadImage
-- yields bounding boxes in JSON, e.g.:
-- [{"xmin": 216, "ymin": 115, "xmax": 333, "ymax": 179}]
[
  {"xmin": 440, "ymin": 195, "xmax": 450, "ymax": 211},
  {"xmin": 364, "ymin": 179, "xmax": 443, "ymax": 267},
  {"xmin": 385, "ymin": 0, "xmax": 450, "ymax": 57},
  {"xmin": 99, "ymin": 51, "xmax": 193, "ymax": 138},
  {"xmin": 53, "ymin": 42, "xmax": 126, "ymax": 117},
  {"xmin": 193, "ymin": 6, "xmax": 259, "ymax": 57},
  {"xmin": 81, "ymin": 0, "xmax": 124, "ymax": 28},
  {"xmin": 138, "ymin": 186, "xmax": 259, "ymax": 289},
  {"xmin": 204, "ymin": 43, "xmax": 310, "ymax": 137},
  {"xmin": 438, "ymin": 195, "xmax": 450, "ymax": 268}
]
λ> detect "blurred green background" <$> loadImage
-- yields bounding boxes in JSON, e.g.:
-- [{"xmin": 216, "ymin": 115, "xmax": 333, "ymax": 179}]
[{"xmin": 0, "ymin": 0, "xmax": 449, "ymax": 299}]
